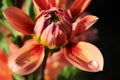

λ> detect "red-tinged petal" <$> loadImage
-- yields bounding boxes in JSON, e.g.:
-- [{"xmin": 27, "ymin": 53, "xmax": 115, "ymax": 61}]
[
  {"xmin": 64, "ymin": 41, "xmax": 104, "ymax": 72},
  {"xmin": 70, "ymin": 0, "xmax": 91, "ymax": 19},
  {"xmin": 48, "ymin": 0, "xmax": 56, "ymax": 7},
  {"xmin": 8, "ymin": 42, "xmax": 44, "ymax": 75},
  {"xmin": 52, "ymin": 0, "xmax": 73, "ymax": 10},
  {"xmin": 3, "ymin": 7, "xmax": 34, "ymax": 34},
  {"xmin": 40, "ymin": 22, "xmax": 70, "ymax": 49},
  {"xmin": 0, "ymin": 51, "xmax": 13, "ymax": 80},
  {"xmin": 0, "ymin": 61, "xmax": 13, "ymax": 80},
  {"xmin": 33, "ymin": 0, "xmax": 49, "ymax": 11},
  {"xmin": 0, "ymin": 50, "xmax": 8, "ymax": 63},
  {"xmin": 71, "ymin": 15, "xmax": 98, "ymax": 42},
  {"xmin": 34, "ymin": 12, "xmax": 49, "ymax": 38}
]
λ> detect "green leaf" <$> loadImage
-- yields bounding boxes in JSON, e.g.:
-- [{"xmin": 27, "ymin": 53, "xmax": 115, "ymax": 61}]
[
  {"xmin": 0, "ymin": 0, "xmax": 13, "ymax": 10},
  {"xmin": 57, "ymin": 65, "xmax": 86, "ymax": 80},
  {"xmin": 12, "ymin": 74, "xmax": 25, "ymax": 80},
  {"xmin": 0, "ymin": 19, "xmax": 21, "ymax": 37},
  {"xmin": 25, "ymin": 0, "xmax": 35, "ymax": 19},
  {"xmin": 0, "ymin": 0, "xmax": 13, "ymax": 18},
  {"xmin": 0, "ymin": 32, "xmax": 10, "ymax": 55}
]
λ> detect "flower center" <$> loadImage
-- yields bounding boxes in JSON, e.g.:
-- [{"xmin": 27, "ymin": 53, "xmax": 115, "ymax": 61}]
[{"xmin": 50, "ymin": 11, "xmax": 60, "ymax": 22}]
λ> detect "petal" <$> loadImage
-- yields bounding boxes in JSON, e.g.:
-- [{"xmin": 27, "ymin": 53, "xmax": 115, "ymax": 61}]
[
  {"xmin": 33, "ymin": 0, "xmax": 49, "ymax": 11},
  {"xmin": 71, "ymin": 15, "xmax": 98, "ymax": 42},
  {"xmin": 0, "ymin": 50, "xmax": 8, "ymax": 63},
  {"xmin": 64, "ymin": 41, "xmax": 104, "ymax": 72},
  {"xmin": 70, "ymin": 0, "xmax": 91, "ymax": 19},
  {"xmin": 0, "ymin": 61, "xmax": 13, "ymax": 80},
  {"xmin": 0, "ymin": 51, "xmax": 12, "ymax": 80},
  {"xmin": 3, "ymin": 7, "xmax": 34, "ymax": 34},
  {"xmin": 40, "ymin": 23, "xmax": 68, "ymax": 49},
  {"xmin": 53, "ymin": 0, "xmax": 72, "ymax": 9},
  {"xmin": 48, "ymin": 0, "xmax": 56, "ymax": 7},
  {"xmin": 34, "ymin": 12, "xmax": 49, "ymax": 38},
  {"xmin": 45, "ymin": 49, "xmax": 69, "ymax": 80},
  {"xmin": 8, "ymin": 42, "xmax": 44, "ymax": 75}
]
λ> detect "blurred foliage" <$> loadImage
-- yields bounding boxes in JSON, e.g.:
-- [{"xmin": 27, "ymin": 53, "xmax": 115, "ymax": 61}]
[
  {"xmin": 12, "ymin": 74, "xmax": 25, "ymax": 80},
  {"xmin": 0, "ymin": 31, "xmax": 10, "ymax": 55},
  {"xmin": 0, "ymin": 0, "xmax": 13, "ymax": 18},
  {"xmin": 57, "ymin": 65, "xmax": 86, "ymax": 80}
]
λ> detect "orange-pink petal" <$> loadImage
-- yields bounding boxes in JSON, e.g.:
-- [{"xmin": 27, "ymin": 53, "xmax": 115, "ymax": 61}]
[
  {"xmin": 64, "ymin": 41, "xmax": 104, "ymax": 72},
  {"xmin": 0, "ymin": 50, "xmax": 13, "ymax": 80},
  {"xmin": 71, "ymin": 15, "xmax": 98, "ymax": 42},
  {"xmin": 70, "ymin": 0, "xmax": 91, "ymax": 19},
  {"xmin": 0, "ymin": 60, "xmax": 13, "ymax": 80},
  {"xmin": 44, "ymin": 49, "xmax": 69, "ymax": 80},
  {"xmin": 3, "ymin": 7, "xmax": 35, "ymax": 34},
  {"xmin": 8, "ymin": 42, "xmax": 44, "ymax": 75}
]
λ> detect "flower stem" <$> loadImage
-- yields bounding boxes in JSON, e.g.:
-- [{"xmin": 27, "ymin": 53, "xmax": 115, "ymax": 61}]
[{"xmin": 40, "ymin": 47, "xmax": 49, "ymax": 80}]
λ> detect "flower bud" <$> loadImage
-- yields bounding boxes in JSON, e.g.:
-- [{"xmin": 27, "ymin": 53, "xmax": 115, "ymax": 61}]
[{"xmin": 34, "ymin": 7, "xmax": 72, "ymax": 49}]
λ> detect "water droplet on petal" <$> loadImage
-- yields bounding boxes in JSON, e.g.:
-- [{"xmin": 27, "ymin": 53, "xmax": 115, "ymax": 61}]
[
  {"xmin": 88, "ymin": 61, "xmax": 99, "ymax": 70},
  {"xmin": 23, "ymin": 59, "xmax": 30, "ymax": 63}
]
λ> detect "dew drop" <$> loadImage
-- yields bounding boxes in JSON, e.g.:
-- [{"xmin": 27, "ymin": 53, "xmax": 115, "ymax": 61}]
[
  {"xmin": 23, "ymin": 59, "xmax": 30, "ymax": 63},
  {"xmin": 88, "ymin": 61, "xmax": 99, "ymax": 70}
]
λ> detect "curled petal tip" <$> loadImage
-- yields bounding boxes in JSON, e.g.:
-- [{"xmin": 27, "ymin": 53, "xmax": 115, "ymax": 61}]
[
  {"xmin": 3, "ymin": 7, "xmax": 34, "ymax": 34},
  {"xmin": 82, "ymin": 15, "xmax": 99, "ymax": 30}
]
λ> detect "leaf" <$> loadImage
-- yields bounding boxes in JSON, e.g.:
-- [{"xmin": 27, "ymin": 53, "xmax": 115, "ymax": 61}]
[
  {"xmin": 25, "ymin": 0, "xmax": 35, "ymax": 19},
  {"xmin": 12, "ymin": 74, "xmax": 25, "ymax": 80},
  {"xmin": 0, "ymin": 0, "xmax": 13, "ymax": 18},
  {"xmin": 0, "ymin": 32, "xmax": 10, "ymax": 55},
  {"xmin": 0, "ymin": 19, "xmax": 21, "ymax": 37},
  {"xmin": 0, "ymin": 0, "xmax": 13, "ymax": 11},
  {"xmin": 57, "ymin": 65, "xmax": 86, "ymax": 80}
]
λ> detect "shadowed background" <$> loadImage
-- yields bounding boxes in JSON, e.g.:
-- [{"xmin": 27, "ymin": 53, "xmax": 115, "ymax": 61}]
[{"xmin": 86, "ymin": 0, "xmax": 119, "ymax": 80}]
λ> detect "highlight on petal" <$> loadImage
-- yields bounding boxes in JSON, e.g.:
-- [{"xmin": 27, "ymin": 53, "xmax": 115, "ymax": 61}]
[
  {"xmin": 8, "ymin": 42, "xmax": 44, "ymax": 75},
  {"xmin": 70, "ymin": 15, "xmax": 98, "ymax": 42},
  {"xmin": 0, "ymin": 50, "xmax": 13, "ymax": 80},
  {"xmin": 70, "ymin": 0, "xmax": 91, "ymax": 18},
  {"xmin": 64, "ymin": 41, "xmax": 104, "ymax": 72},
  {"xmin": 3, "ymin": 7, "xmax": 35, "ymax": 34}
]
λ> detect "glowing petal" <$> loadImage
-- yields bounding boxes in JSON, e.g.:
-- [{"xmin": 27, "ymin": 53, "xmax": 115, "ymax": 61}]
[
  {"xmin": 0, "ymin": 51, "xmax": 12, "ymax": 80},
  {"xmin": 8, "ymin": 42, "xmax": 44, "ymax": 75},
  {"xmin": 64, "ymin": 41, "xmax": 104, "ymax": 72},
  {"xmin": 70, "ymin": 0, "xmax": 91, "ymax": 18},
  {"xmin": 71, "ymin": 15, "xmax": 98, "ymax": 42},
  {"xmin": 3, "ymin": 7, "xmax": 34, "ymax": 34}
]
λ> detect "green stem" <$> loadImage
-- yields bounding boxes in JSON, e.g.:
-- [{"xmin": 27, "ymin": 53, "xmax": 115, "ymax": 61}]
[{"xmin": 40, "ymin": 48, "xmax": 49, "ymax": 80}]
